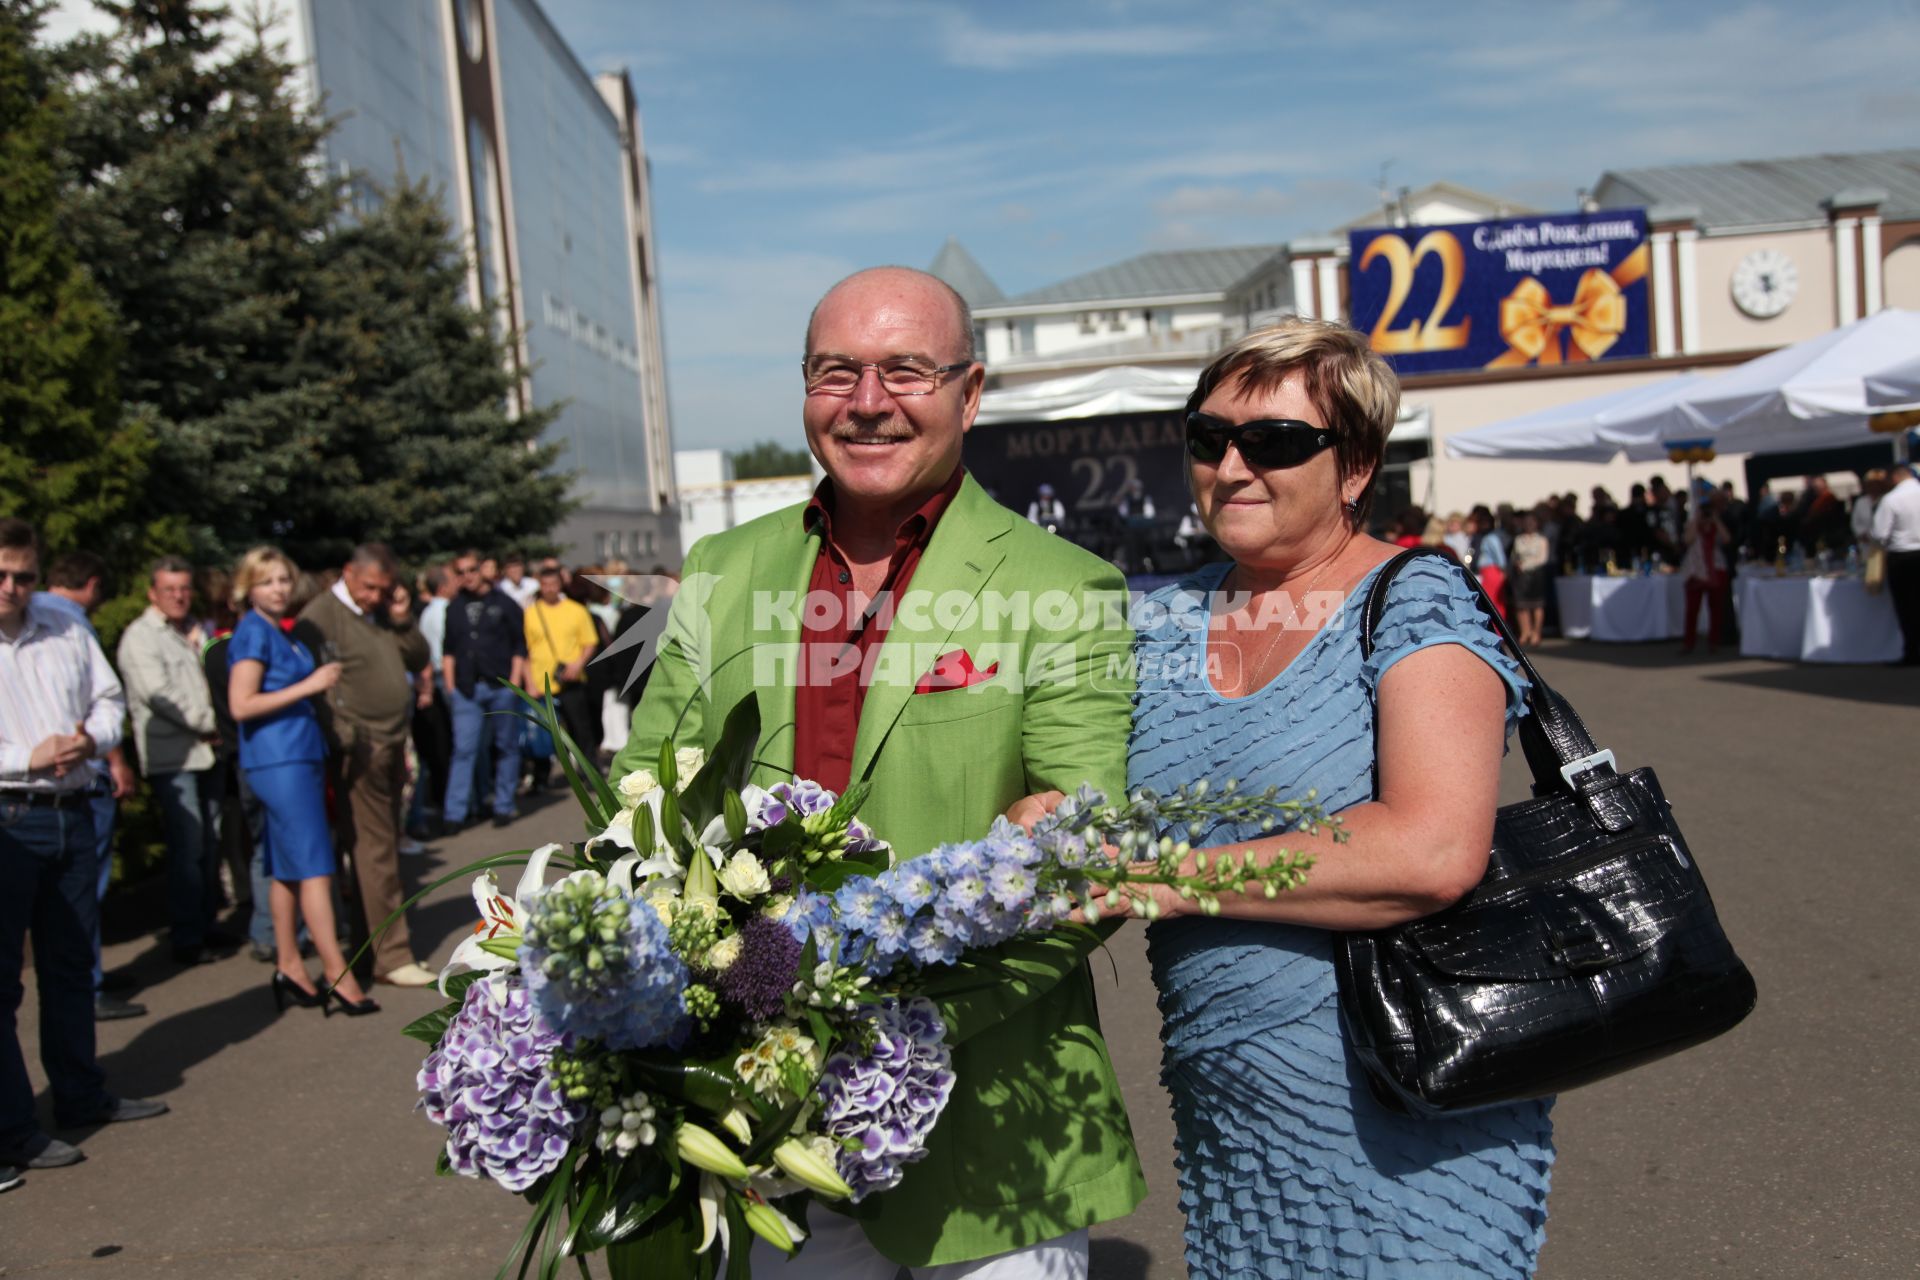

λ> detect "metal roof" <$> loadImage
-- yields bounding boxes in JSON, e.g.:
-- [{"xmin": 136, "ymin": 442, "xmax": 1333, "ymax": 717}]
[
  {"xmin": 927, "ymin": 238, "xmax": 1005, "ymax": 307},
  {"xmin": 994, "ymin": 245, "xmax": 1285, "ymax": 309},
  {"xmin": 1595, "ymin": 149, "xmax": 1920, "ymax": 229}
]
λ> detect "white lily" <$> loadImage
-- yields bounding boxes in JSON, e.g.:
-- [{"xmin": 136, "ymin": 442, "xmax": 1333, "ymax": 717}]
[
  {"xmin": 437, "ymin": 843, "xmax": 564, "ymax": 998},
  {"xmin": 695, "ymin": 1172, "xmax": 728, "ymax": 1256}
]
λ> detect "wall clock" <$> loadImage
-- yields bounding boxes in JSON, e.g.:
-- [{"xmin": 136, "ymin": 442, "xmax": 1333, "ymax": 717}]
[{"xmin": 1731, "ymin": 248, "xmax": 1798, "ymax": 319}]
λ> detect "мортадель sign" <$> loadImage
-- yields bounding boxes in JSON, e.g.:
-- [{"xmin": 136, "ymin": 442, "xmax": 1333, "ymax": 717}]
[{"xmin": 1347, "ymin": 209, "xmax": 1650, "ymax": 375}]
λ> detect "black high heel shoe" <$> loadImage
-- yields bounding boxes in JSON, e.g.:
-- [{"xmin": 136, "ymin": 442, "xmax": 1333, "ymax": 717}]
[
  {"xmin": 323, "ymin": 981, "xmax": 381, "ymax": 1018},
  {"xmin": 271, "ymin": 970, "xmax": 325, "ymax": 1012}
]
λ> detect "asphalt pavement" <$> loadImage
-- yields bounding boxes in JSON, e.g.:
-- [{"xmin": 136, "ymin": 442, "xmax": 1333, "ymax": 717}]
[{"xmin": 4, "ymin": 641, "xmax": 1915, "ymax": 1278}]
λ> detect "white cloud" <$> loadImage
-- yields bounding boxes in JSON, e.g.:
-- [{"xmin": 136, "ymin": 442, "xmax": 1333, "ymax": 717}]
[{"xmin": 1153, "ymin": 184, "xmax": 1297, "ymax": 219}]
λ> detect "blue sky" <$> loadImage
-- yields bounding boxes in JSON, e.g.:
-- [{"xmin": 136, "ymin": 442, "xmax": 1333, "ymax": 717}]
[
  {"xmin": 538, "ymin": 0, "xmax": 1920, "ymax": 454},
  {"xmin": 44, "ymin": 0, "xmax": 1920, "ymax": 458}
]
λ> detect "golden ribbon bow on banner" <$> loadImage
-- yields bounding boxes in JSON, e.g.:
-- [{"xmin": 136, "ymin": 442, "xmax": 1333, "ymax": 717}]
[{"xmin": 1487, "ymin": 242, "xmax": 1650, "ymax": 368}]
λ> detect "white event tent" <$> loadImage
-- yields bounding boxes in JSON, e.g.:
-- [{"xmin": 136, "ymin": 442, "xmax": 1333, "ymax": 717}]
[
  {"xmin": 976, "ymin": 364, "xmax": 1433, "ymax": 438},
  {"xmin": 1865, "ymin": 352, "xmax": 1920, "ymax": 409},
  {"xmin": 1444, "ymin": 308, "xmax": 1920, "ymax": 465},
  {"xmin": 1603, "ymin": 308, "xmax": 1920, "ymax": 459},
  {"xmin": 1443, "ymin": 375, "xmax": 1704, "ymax": 463}
]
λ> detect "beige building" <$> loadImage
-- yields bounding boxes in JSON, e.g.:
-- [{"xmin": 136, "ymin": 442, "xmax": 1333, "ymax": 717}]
[{"xmin": 960, "ymin": 151, "xmax": 1920, "ymax": 520}]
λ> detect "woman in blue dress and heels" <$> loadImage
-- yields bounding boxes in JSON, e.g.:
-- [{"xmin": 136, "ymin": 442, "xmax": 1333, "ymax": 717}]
[
  {"xmin": 225, "ymin": 548, "xmax": 377, "ymax": 1017},
  {"xmin": 1122, "ymin": 320, "xmax": 1553, "ymax": 1277}
]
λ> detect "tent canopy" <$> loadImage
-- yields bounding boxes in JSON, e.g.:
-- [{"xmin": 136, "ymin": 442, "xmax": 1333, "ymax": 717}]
[
  {"xmin": 974, "ymin": 366, "xmax": 1203, "ymax": 424},
  {"xmin": 975, "ymin": 364, "xmax": 1431, "ymax": 439},
  {"xmin": 1866, "ymin": 352, "xmax": 1920, "ymax": 409},
  {"xmin": 1443, "ymin": 375, "xmax": 1703, "ymax": 462},
  {"xmin": 1604, "ymin": 308, "xmax": 1920, "ymax": 459}
]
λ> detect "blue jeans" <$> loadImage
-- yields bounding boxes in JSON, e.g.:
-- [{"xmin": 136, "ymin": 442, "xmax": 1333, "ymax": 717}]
[
  {"xmin": 445, "ymin": 682, "xmax": 521, "ymax": 824},
  {"xmin": 89, "ymin": 785, "xmax": 116, "ymax": 992},
  {"xmin": 0, "ymin": 798, "xmax": 109, "ymax": 1143},
  {"xmin": 151, "ymin": 769, "xmax": 221, "ymax": 949}
]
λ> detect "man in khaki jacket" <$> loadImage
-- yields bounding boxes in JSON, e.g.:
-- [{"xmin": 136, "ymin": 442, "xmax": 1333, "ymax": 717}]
[
  {"xmin": 117, "ymin": 556, "xmax": 232, "ymax": 965},
  {"xmin": 295, "ymin": 545, "xmax": 435, "ymax": 986}
]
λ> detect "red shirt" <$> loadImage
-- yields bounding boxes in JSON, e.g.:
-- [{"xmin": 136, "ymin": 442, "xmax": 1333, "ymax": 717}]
[{"xmin": 793, "ymin": 464, "xmax": 965, "ymax": 793}]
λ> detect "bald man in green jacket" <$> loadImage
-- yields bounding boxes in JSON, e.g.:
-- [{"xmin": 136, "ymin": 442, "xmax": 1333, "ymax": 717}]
[{"xmin": 611, "ymin": 267, "xmax": 1145, "ymax": 1276}]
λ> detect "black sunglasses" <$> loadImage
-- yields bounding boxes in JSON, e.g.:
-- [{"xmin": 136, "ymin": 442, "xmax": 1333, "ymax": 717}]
[{"xmin": 1185, "ymin": 412, "xmax": 1338, "ymax": 470}]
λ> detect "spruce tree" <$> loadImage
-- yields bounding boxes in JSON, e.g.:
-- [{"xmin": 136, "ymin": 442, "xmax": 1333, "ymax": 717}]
[
  {"xmin": 0, "ymin": 0, "xmax": 174, "ymax": 629},
  {"xmin": 57, "ymin": 0, "xmax": 347, "ymax": 564},
  {"xmin": 296, "ymin": 176, "xmax": 571, "ymax": 565},
  {"xmin": 51, "ymin": 0, "xmax": 573, "ymax": 568}
]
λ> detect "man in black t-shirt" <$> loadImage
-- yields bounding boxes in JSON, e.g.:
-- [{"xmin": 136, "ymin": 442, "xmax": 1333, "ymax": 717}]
[{"xmin": 440, "ymin": 551, "xmax": 528, "ymax": 829}]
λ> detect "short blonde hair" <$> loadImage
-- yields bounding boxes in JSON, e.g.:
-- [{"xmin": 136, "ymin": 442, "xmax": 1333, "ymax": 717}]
[
  {"xmin": 230, "ymin": 546, "xmax": 299, "ymax": 610},
  {"xmin": 1185, "ymin": 317, "xmax": 1400, "ymax": 529}
]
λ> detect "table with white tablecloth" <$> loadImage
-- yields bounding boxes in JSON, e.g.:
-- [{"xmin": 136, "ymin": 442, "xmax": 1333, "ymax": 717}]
[
  {"xmin": 1734, "ymin": 574, "xmax": 1902, "ymax": 664},
  {"xmin": 1555, "ymin": 574, "xmax": 1702, "ymax": 642}
]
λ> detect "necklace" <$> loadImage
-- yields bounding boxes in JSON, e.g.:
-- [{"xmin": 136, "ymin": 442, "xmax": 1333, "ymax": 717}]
[{"xmin": 1225, "ymin": 546, "xmax": 1347, "ymax": 694}]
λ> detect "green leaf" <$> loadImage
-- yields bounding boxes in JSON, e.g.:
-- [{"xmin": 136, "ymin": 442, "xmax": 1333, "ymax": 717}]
[
  {"xmin": 679, "ymin": 697, "xmax": 762, "ymax": 822},
  {"xmin": 401, "ymin": 999, "xmax": 462, "ymax": 1045},
  {"xmin": 607, "ymin": 1190, "xmax": 709, "ymax": 1280},
  {"xmin": 628, "ymin": 1060, "xmax": 739, "ymax": 1115},
  {"xmin": 722, "ymin": 789, "xmax": 747, "ymax": 846},
  {"xmin": 577, "ymin": 1159, "xmax": 678, "ymax": 1251},
  {"xmin": 723, "ymin": 1198, "xmax": 754, "ymax": 1280},
  {"xmin": 740, "ymin": 1088, "xmax": 812, "ymax": 1168}
]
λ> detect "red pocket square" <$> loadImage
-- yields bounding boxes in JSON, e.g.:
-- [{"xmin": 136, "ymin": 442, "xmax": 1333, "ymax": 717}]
[{"xmin": 914, "ymin": 649, "xmax": 999, "ymax": 693}]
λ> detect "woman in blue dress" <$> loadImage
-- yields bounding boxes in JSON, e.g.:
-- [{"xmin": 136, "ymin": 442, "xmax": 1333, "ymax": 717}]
[
  {"xmin": 1123, "ymin": 320, "xmax": 1554, "ymax": 1277},
  {"xmin": 226, "ymin": 548, "xmax": 377, "ymax": 1016}
]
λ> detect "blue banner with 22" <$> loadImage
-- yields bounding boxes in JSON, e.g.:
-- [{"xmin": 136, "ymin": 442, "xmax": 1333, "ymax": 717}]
[{"xmin": 1346, "ymin": 208, "xmax": 1650, "ymax": 376}]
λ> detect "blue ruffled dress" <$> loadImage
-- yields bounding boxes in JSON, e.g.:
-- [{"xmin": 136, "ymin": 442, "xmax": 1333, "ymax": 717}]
[{"xmin": 1129, "ymin": 556, "xmax": 1555, "ymax": 1279}]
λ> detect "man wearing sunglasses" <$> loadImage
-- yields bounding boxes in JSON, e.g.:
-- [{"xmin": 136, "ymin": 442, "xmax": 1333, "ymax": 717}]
[
  {"xmin": 612, "ymin": 267, "xmax": 1145, "ymax": 1278},
  {"xmin": 0, "ymin": 519, "xmax": 168, "ymax": 1180}
]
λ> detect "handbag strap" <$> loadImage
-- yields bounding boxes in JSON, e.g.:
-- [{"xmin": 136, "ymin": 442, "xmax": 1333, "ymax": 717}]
[{"xmin": 1359, "ymin": 547, "xmax": 1634, "ymax": 830}]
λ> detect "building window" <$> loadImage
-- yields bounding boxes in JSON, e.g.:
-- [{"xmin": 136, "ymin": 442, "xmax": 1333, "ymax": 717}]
[
  {"xmin": 1107, "ymin": 310, "xmax": 1126, "ymax": 332},
  {"xmin": 1077, "ymin": 312, "xmax": 1096, "ymax": 335},
  {"xmin": 594, "ymin": 532, "xmax": 608, "ymax": 560}
]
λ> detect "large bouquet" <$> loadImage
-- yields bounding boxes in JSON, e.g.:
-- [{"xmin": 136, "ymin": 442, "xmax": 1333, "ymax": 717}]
[{"xmin": 407, "ymin": 693, "xmax": 1329, "ymax": 1279}]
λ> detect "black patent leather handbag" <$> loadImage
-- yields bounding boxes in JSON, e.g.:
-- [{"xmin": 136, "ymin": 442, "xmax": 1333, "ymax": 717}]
[{"xmin": 1335, "ymin": 547, "xmax": 1757, "ymax": 1116}]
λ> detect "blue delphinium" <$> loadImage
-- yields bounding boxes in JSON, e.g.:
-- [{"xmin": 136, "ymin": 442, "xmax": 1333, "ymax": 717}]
[
  {"xmin": 816, "ymin": 997, "xmax": 956, "ymax": 1202},
  {"xmin": 417, "ymin": 980, "xmax": 585, "ymax": 1193},
  {"xmin": 519, "ymin": 872, "xmax": 691, "ymax": 1051}
]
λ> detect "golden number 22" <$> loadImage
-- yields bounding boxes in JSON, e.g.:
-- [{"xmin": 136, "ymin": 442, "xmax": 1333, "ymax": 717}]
[{"xmin": 1358, "ymin": 231, "xmax": 1472, "ymax": 353}]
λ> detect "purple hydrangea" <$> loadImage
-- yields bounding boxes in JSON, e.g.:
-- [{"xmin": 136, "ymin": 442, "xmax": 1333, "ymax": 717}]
[
  {"xmin": 715, "ymin": 912, "xmax": 804, "ymax": 1022},
  {"xmin": 519, "ymin": 880, "xmax": 690, "ymax": 1051},
  {"xmin": 417, "ymin": 980, "xmax": 585, "ymax": 1193},
  {"xmin": 815, "ymin": 997, "xmax": 955, "ymax": 1201},
  {"xmin": 747, "ymin": 778, "xmax": 885, "ymax": 853}
]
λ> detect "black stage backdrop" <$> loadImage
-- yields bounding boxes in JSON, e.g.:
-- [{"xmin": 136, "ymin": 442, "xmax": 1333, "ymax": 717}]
[{"xmin": 967, "ymin": 411, "xmax": 1189, "ymax": 520}]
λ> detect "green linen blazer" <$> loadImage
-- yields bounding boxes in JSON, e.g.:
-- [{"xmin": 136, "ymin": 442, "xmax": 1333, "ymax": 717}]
[{"xmin": 611, "ymin": 474, "xmax": 1147, "ymax": 1266}]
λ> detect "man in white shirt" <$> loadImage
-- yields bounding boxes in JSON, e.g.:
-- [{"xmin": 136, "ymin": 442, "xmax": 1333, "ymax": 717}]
[
  {"xmin": 1870, "ymin": 463, "xmax": 1920, "ymax": 665},
  {"xmin": 37, "ymin": 553, "xmax": 146, "ymax": 1020},
  {"xmin": 0, "ymin": 519, "xmax": 168, "ymax": 1179},
  {"xmin": 498, "ymin": 553, "xmax": 540, "ymax": 608},
  {"xmin": 117, "ymin": 556, "xmax": 233, "ymax": 966}
]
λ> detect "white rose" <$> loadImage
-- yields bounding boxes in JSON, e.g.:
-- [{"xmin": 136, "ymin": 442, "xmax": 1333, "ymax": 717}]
[
  {"xmin": 673, "ymin": 748, "xmax": 705, "ymax": 792},
  {"xmin": 716, "ymin": 851, "xmax": 771, "ymax": 900},
  {"xmin": 617, "ymin": 769, "xmax": 661, "ymax": 805},
  {"xmin": 705, "ymin": 934, "xmax": 743, "ymax": 972}
]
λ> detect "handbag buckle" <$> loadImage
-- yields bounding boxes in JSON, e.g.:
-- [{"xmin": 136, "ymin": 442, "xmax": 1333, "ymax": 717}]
[{"xmin": 1559, "ymin": 748, "xmax": 1617, "ymax": 790}]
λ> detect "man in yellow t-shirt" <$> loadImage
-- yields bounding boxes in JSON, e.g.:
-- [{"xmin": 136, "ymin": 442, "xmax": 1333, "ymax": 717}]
[{"xmin": 521, "ymin": 566, "xmax": 600, "ymax": 768}]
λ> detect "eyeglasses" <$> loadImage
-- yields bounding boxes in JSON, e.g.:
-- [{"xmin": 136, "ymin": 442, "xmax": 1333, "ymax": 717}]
[
  {"xmin": 1185, "ymin": 412, "xmax": 1339, "ymax": 470},
  {"xmin": 802, "ymin": 356, "xmax": 972, "ymax": 397},
  {"xmin": 0, "ymin": 569, "xmax": 39, "ymax": 587}
]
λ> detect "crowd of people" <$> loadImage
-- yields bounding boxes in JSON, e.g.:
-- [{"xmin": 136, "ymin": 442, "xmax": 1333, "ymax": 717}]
[
  {"xmin": 1375, "ymin": 468, "xmax": 1911, "ymax": 654},
  {"xmin": 0, "ymin": 518, "xmax": 674, "ymax": 1190}
]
